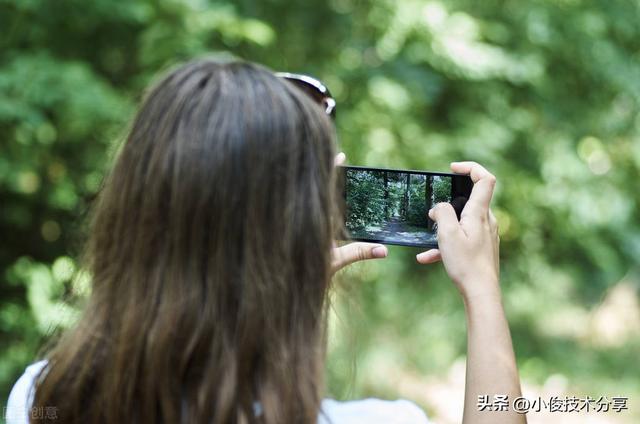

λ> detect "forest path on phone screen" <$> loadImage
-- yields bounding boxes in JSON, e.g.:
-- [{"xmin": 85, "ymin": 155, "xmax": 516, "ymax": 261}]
[{"xmin": 349, "ymin": 216, "xmax": 437, "ymax": 245}]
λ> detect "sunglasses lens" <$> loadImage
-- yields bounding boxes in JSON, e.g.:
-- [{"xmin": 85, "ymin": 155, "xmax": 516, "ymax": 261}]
[
  {"xmin": 277, "ymin": 73, "xmax": 336, "ymax": 118},
  {"xmin": 289, "ymin": 80, "xmax": 326, "ymax": 103}
]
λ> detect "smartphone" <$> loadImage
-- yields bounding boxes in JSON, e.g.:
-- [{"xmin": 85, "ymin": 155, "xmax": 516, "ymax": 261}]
[{"xmin": 340, "ymin": 165, "xmax": 473, "ymax": 248}]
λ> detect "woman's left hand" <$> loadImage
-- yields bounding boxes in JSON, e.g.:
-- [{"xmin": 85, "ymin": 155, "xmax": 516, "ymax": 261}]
[
  {"xmin": 331, "ymin": 152, "xmax": 388, "ymax": 274},
  {"xmin": 332, "ymin": 242, "xmax": 388, "ymax": 274}
]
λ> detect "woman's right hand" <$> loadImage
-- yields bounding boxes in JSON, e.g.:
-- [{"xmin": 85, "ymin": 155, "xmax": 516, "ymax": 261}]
[
  {"xmin": 416, "ymin": 161, "xmax": 500, "ymax": 301},
  {"xmin": 418, "ymin": 163, "xmax": 526, "ymax": 424}
]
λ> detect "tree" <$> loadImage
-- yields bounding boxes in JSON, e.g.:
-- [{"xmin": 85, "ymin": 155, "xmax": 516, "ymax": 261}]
[
  {"xmin": 426, "ymin": 175, "xmax": 434, "ymax": 231},
  {"xmin": 402, "ymin": 173, "xmax": 410, "ymax": 219},
  {"xmin": 383, "ymin": 171, "xmax": 389, "ymax": 219}
]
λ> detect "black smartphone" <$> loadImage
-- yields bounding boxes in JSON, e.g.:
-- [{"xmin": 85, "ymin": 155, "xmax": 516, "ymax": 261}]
[{"xmin": 340, "ymin": 165, "xmax": 473, "ymax": 248}]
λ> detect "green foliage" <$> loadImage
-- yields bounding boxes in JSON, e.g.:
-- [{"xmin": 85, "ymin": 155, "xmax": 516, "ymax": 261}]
[
  {"xmin": 2, "ymin": 0, "xmax": 640, "ymax": 421},
  {"xmin": 431, "ymin": 176, "xmax": 452, "ymax": 204},
  {"xmin": 347, "ymin": 171, "xmax": 429, "ymax": 230},
  {"xmin": 345, "ymin": 171, "xmax": 386, "ymax": 230},
  {"xmin": 406, "ymin": 178, "xmax": 428, "ymax": 227}
]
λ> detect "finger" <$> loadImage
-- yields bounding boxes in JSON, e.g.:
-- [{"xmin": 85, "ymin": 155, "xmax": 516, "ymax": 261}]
[
  {"xmin": 331, "ymin": 242, "xmax": 387, "ymax": 271},
  {"xmin": 428, "ymin": 202, "xmax": 461, "ymax": 240},
  {"xmin": 334, "ymin": 152, "xmax": 346, "ymax": 166},
  {"xmin": 489, "ymin": 209, "xmax": 498, "ymax": 233},
  {"xmin": 416, "ymin": 249, "xmax": 441, "ymax": 264},
  {"xmin": 450, "ymin": 161, "xmax": 493, "ymax": 183},
  {"xmin": 451, "ymin": 161, "xmax": 496, "ymax": 213}
]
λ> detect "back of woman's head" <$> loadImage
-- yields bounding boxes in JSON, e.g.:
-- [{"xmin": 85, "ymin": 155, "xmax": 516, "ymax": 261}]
[{"xmin": 33, "ymin": 58, "xmax": 339, "ymax": 424}]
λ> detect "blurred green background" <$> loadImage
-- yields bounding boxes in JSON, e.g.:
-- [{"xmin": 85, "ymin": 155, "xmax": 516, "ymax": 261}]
[{"xmin": 1, "ymin": 0, "xmax": 639, "ymax": 422}]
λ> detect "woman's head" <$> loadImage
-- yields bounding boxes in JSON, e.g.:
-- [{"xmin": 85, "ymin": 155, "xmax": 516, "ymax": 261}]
[{"xmin": 34, "ymin": 58, "xmax": 340, "ymax": 423}]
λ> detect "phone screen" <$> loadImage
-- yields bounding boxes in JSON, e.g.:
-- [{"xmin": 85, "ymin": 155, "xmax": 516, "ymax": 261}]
[{"xmin": 341, "ymin": 166, "xmax": 473, "ymax": 247}]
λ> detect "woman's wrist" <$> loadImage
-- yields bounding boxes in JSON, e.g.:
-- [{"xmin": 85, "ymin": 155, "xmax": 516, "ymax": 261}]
[
  {"xmin": 462, "ymin": 284, "xmax": 509, "ymax": 334},
  {"xmin": 460, "ymin": 278, "xmax": 502, "ymax": 309}
]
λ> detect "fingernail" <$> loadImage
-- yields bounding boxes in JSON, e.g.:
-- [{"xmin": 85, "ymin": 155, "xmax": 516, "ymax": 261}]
[{"xmin": 372, "ymin": 246, "xmax": 387, "ymax": 258}]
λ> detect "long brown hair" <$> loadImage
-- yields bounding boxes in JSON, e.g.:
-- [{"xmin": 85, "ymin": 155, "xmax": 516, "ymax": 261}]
[{"xmin": 32, "ymin": 58, "xmax": 339, "ymax": 423}]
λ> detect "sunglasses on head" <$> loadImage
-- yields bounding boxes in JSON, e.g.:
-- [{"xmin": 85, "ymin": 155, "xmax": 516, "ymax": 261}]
[{"xmin": 276, "ymin": 72, "xmax": 336, "ymax": 119}]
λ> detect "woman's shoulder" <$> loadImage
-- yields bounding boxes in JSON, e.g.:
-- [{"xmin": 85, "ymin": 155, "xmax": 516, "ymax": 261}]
[
  {"xmin": 6, "ymin": 360, "xmax": 48, "ymax": 424},
  {"xmin": 6, "ymin": 362, "xmax": 430, "ymax": 424},
  {"xmin": 320, "ymin": 398, "xmax": 429, "ymax": 424}
]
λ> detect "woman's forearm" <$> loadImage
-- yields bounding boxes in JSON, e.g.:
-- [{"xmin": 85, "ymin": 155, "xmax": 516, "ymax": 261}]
[{"xmin": 462, "ymin": 288, "xmax": 526, "ymax": 424}]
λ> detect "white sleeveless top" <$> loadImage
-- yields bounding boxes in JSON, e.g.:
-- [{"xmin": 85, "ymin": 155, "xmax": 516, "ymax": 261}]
[{"xmin": 6, "ymin": 361, "xmax": 429, "ymax": 424}]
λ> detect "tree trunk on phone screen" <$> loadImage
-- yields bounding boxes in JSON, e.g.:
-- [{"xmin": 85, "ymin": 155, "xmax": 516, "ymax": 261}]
[
  {"xmin": 403, "ymin": 173, "xmax": 410, "ymax": 219},
  {"xmin": 383, "ymin": 171, "xmax": 389, "ymax": 219},
  {"xmin": 426, "ymin": 176, "xmax": 433, "ymax": 231},
  {"xmin": 407, "ymin": 174, "xmax": 411, "ymax": 212}
]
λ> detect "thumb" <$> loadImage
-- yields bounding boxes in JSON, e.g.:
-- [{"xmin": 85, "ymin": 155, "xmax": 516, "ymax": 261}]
[
  {"xmin": 332, "ymin": 242, "xmax": 388, "ymax": 273},
  {"xmin": 429, "ymin": 202, "xmax": 461, "ymax": 241}
]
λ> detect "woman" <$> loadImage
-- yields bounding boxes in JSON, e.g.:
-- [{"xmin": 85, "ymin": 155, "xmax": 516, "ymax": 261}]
[{"xmin": 7, "ymin": 58, "xmax": 524, "ymax": 423}]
